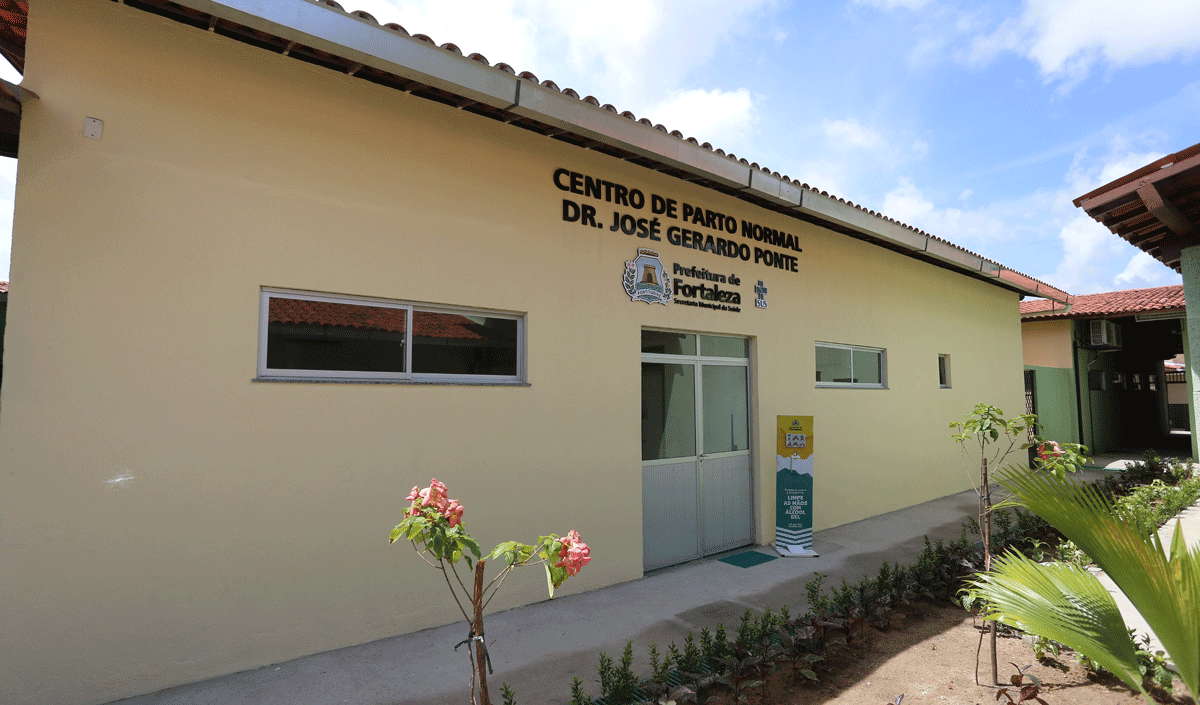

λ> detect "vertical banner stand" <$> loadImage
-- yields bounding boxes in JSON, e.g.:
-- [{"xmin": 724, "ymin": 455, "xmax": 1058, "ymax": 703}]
[{"xmin": 775, "ymin": 415, "xmax": 817, "ymax": 557}]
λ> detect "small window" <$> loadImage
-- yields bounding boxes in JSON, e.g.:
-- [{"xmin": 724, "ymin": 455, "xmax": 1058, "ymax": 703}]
[
  {"xmin": 938, "ymin": 354, "xmax": 951, "ymax": 388},
  {"xmin": 259, "ymin": 289, "xmax": 523, "ymax": 382},
  {"xmin": 1149, "ymin": 375, "xmax": 1158, "ymax": 391},
  {"xmin": 1131, "ymin": 373, "xmax": 1142, "ymax": 391},
  {"xmin": 1111, "ymin": 372, "xmax": 1125, "ymax": 390},
  {"xmin": 815, "ymin": 342, "xmax": 886, "ymax": 388}
]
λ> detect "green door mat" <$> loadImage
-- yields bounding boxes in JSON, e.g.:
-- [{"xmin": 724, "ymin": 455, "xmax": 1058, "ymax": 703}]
[{"xmin": 718, "ymin": 550, "xmax": 778, "ymax": 568}]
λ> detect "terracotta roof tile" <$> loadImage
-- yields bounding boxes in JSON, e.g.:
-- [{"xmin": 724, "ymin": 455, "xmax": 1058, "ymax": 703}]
[
  {"xmin": 268, "ymin": 297, "xmax": 489, "ymax": 340},
  {"xmin": 1020, "ymin": 284, "xmax": 1184, "ymax": 320}
]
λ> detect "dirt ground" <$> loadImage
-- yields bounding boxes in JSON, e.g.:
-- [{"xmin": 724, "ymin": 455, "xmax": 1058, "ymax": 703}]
[{"xmin": 709, "ymin": 605, "xmax": 1195, "ymax": 705}]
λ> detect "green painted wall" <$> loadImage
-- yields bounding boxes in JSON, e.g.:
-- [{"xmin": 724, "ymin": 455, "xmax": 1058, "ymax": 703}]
[
  {"xmin": 1183, "ymin": 247, "xmax": 1200, "ymax": 459},
  {"xmin": 1025, "ymin": 364, "xmax": 1079, "ymax": 444}
]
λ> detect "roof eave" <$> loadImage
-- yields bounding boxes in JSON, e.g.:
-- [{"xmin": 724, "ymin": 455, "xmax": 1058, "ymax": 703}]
[{"xmin": 173, "ymin": 0, "xmax": 1067, "ymax": 303}]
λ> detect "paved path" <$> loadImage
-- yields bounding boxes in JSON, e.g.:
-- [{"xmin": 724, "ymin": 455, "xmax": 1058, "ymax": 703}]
[{"xmin": 1094, "ymin": 493, "xmax": 1200, "ymax": 661}]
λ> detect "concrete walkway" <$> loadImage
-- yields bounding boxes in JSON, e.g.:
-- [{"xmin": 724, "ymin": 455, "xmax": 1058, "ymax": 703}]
[
  {"xmin": 1093, "ymin": 492, "xmax": 1200, "ymax": 661},
  {"xmin": 108, "ymin": 467, "xmax": 1197, "ymax": 705}
]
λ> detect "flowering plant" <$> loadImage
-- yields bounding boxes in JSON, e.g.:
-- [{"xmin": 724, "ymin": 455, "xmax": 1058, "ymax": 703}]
[
  {"xmin": 389, "ymin": 478, "xmax": 591, "ymax": 705},
  {"xmin": 1032, "ymin": 439, "xmax": 1089, "ymax": 481}
]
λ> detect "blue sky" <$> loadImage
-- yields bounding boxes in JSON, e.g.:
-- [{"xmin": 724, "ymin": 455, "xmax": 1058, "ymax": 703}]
[{"xmin": 2, "ymin": 0, "xmax": 1200, "ymax": 295}]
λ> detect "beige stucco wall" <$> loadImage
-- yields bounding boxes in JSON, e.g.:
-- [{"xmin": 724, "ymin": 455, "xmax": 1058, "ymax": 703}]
[
  {"xmin": 0, "ymin": 2, "xmax": 1025, "ymax": 703},
  {"xmin": 1021, "ymin": 318, "xmax": 1074, "ymax": 368}
]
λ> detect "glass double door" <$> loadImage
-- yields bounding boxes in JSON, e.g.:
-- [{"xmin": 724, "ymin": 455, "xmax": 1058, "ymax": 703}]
[{"xmin": 641, "ymin": 331, "xmax": 752, "ymax": 571}]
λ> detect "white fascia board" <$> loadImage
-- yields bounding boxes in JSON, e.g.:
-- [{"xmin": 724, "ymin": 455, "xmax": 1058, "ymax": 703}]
[
  {"xmin": 923, "ymin": 237, "xmax": 986, "ymax": 272},
  {"xmin": 511, "ymin": 81, "xmax": 752, "ymax": 190},
  {"xmin": 796, "ymin": 190, "xmax": 926, "ymax": 250},
  {"xmin": 180, "ymin": 0, "xmax": 520, "ymax": 109},
  {"xmin": 748, "ymin": 169, "xmax": 802, "ymax": 207}
]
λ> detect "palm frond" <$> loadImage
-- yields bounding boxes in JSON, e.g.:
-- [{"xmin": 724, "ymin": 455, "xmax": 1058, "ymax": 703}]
[
  {"xmin": 997, "ymin": 468, "xmax": 1200, "ymax": 697},
  {"xmin": 967, "ymin": 551, "xmax": 1143, "ymax": 692}
]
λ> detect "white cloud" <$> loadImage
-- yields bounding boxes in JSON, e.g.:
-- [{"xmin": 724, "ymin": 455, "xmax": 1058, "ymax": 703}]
[
  {"xmin": 812, "ymin": 119, "xmax": 928, "ymax": 188},
  {"xmin": 344, "ymin": 0, "xmax": 775, "ymax": 109},
  {"xmin": 1063, "ymin": 139, "xmax": 1164, "ymax": 197},
  {"xmin": 1047, "ymin": 214, "xmax": 1127, "ymax": 294},
  {"xmin": 822, "ymin": 118, "xmax": 887, "ymax": 151},
  {"xmin": 881, "ymin": 177, "xmax": 1010, "ymax": 244},
  {"xmin": 970, "ymin": 0, "xmax": 1200, "ymax": 87},
  {"xmin": 1038, "ymin": 138, "xmax": 1179, "ymax": 293},
  {"xmin": 1115, "ymin": 251, "xmax": 1179, "ymax": 288},
  {"xmin": 643, "ymin": 88, "xmax": 757, "ymax": 150},
  {"xmin": 339, "ymin": 0, "xmax": 540, "ymax": 71},
  {"xmin": 852, "ymin": 0, "xmax": 934, "ymax": 9}
]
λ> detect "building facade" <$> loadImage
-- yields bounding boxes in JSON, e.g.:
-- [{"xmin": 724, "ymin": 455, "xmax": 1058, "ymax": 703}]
[{"xmin": 0, "ymin": 1, "xmax": 1067, "ymax": 703}]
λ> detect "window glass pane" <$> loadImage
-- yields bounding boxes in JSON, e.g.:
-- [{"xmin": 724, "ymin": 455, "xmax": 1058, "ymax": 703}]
[
  {"xmin": 412, "ymin": 312, "xmax": 518, "ymax": 376},
  {"xmin": 815, "ymin": 345, "xmax": 851, "ymax": 383},
  {"xmin": 642, "ymin": 362, "xmax": 696, "ymax": 460},
  {"xmin": 702, "ymin": 365, "xmax": 749, "ymax": 453},
  {"xmin": 267, "ymin": 297, "xmax": 406, "ymax": 372},
  {"xmin": 853, "ymin": 349, "xmax": 882, "ymax": 385},
  {"xmin": 642, "ymin": 330, "xmax": 696, "ymax": 355},
  {"xmin": 938, "ymin": 355, "xmax": 949, "ymax": 387},
  {"xmin": 700, "ymin": 335, "xmax": 748, "ymax": 358}
]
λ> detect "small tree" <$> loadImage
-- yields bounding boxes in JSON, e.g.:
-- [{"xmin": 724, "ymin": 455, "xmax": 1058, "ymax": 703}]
[
  {"xmin": 390, "ymin": 479, "xmax": 592, "ymax": 705},
  {"xmin": 951, "ymin": 404, "xmax": 1087, "ymax": 685},
  {"xmin": 951, "ymin": 403, "xmax": 1035, "ymax": 685}
]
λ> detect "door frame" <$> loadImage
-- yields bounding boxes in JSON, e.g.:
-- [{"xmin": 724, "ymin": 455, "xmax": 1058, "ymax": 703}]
[{"xmin": 641, "ymin": 329, "xmax": 755, "ymax": 569}]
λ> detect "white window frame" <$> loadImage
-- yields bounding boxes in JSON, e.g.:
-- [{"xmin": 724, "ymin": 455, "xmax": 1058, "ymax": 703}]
[
  {"xmin": 939, "ymin": 354, "xmax": 951, "ymax": 389},
  {"xmin": 815, "ymin": 342, "xmax": 887, "ymax": 389},
  {"xmin": 258, "ymin": 288, "xmax": 525, "ymax": 383}
]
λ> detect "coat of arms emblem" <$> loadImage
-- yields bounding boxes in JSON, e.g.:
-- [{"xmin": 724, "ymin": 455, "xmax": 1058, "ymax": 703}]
[{"xmin": 623, "ymin": 249, "xmax": 672, "ymax": 305}]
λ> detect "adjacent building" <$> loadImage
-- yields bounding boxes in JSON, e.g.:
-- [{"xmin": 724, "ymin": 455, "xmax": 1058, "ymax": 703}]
[
  {"xmin": 1020, "ymin": 285, "xmax": 1185, "ymax": 453},
  {"xmin": 1072, "ymin": 143, "xmax": 1200, "ymax": 457}
]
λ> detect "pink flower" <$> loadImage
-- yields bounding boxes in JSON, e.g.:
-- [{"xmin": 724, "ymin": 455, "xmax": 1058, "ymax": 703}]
[
  {"xmin": 555, "ymin": 530, "xmax": 591, "ymax": 577},
  {"xmin": 1038, "ymin": 441, "xmax": 1063, "ymax": 461},
  {"xmin": 405, "ymin": 479, "xmax": 465, "ymax": 527},
  {"xmin": 445, "ymin": 499, "xmax": 464, "ymax": 528}
]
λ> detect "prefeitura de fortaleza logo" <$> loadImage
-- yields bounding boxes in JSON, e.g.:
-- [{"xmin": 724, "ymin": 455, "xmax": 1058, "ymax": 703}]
[{"xmin": 623, "ymin": 248, "xmax": 672, "ymax": 305}]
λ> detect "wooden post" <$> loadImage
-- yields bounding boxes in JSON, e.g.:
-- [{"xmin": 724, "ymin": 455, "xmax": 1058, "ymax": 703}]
[
  {"xmin": 982, "ymin": 456, "xmax": 998, "ymax": 686},
  {"xmin": 473, "ymin": 560, "xmax": 492, "ymax": 705}
]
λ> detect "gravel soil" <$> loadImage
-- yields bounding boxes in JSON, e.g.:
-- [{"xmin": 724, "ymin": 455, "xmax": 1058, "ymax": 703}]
[{"xmin": 703, "ymin": 605, "xmax": 1194, "ymax": 705}]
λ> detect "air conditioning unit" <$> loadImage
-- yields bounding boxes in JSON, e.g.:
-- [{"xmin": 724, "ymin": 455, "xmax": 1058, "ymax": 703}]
[{"xmin": 1088, "ymin": 319, "xmax": 1122, "ymax": 349}]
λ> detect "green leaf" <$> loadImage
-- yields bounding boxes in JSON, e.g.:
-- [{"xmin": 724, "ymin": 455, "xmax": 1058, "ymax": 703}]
[
  {"xmin": 968, "ymin": 552, "xmax": 1142, "ymax": 692},
  {"xmin": 389, "ymin": 525, "xmax": 404, "ymax": 544},
  {"xmin": 989, "ymin": 467, "xmax": 1200, "ymax": 699},
  {"xmin": 489, "ymin": 541, "xmax": 521, "ymax": 562}
]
